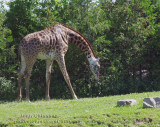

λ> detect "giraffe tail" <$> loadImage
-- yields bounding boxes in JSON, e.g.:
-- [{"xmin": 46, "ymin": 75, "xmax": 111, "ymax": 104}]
[{"xmin": 17, "ymin": 44, "xmax": 22, "ymax": 72}]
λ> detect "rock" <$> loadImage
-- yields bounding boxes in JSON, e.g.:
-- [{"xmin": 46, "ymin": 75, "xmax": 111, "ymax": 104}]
[
  {"xmin": 143, "ymin": 97, "xmax": 160, "ymax": 108},
  {"xmin": 117, "ymin": 99, "xmax": 137, "ymax": 106}
]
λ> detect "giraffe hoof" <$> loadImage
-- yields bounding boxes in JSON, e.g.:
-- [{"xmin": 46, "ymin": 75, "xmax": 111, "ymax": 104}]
[
  {"xmin": 73, "ymin": 95, "xmax": 78, "ymax": 100},
  {"xmin": 26, "ymin": 98, "xmax": 30, "ymax": 102},
  {"xmin": 17, "ymin": 97, "xmax": 22, "ymax": 102},
  {"xmin": 46, "ymin": 97, "xmax": 50, "ymax": 101}
]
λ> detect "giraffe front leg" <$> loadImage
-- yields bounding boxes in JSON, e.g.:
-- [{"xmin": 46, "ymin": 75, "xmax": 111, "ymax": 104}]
[
  {"xmin": 45, "ymin": 60, "xmax": 53, "ymax": 101},
  {"xmin": 57, "ymin": 55, "xmax": 78, "ymax": 99}
]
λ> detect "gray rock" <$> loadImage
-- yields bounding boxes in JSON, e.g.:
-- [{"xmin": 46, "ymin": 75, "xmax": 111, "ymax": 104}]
[
  {"xmin": 117, "ymin": 99, "xmax": 137, "ymax": 106},
  {"xmin": 143, "ymin": 97, "xmax": 160, "ymax": 108}
]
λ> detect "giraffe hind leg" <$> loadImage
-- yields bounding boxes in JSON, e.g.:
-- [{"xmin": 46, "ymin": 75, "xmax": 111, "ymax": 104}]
[
  {"xmin": 24, "ymin": 57, "xmax": 36, "ymax": 101},
  {"xmin": 18, "ymin": 54, "xmax": 26, "ymax": 101}
]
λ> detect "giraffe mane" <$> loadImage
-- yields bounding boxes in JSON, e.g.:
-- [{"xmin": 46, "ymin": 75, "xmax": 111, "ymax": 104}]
[{"xmin": 56, "ymin": 24, "xmax": 97, "ymax": 58}]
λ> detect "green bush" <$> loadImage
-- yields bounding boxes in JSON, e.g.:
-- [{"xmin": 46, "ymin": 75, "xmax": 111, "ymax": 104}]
[
  {"xmin": 0, "ymin": 0, "xmax": 160, "ymax": 100},
  {"xmin": 0, "ymin": 77, "xmax": 16, "ymax": 100}
]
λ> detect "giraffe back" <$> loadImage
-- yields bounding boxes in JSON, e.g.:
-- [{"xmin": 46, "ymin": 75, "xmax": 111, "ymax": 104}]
[{"xmin": 19, "ymin": 25, "xmax": 68, "ymax": 60}]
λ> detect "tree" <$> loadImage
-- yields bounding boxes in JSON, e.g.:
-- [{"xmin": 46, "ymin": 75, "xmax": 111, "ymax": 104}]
[{"xmin": 1, "ymin": 0, "xmax": 160, "ymax": 100}]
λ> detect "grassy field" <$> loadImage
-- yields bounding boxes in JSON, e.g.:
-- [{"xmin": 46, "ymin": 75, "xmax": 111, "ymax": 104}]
[{"xmin": 0, "ymin": 91, "xmax": 160, "ymax": 127}]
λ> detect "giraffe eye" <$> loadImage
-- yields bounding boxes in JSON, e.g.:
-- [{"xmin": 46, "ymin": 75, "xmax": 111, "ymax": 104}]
[
  {"xmin": 96, "ymin": 65, "xmax": 100, "ymax": 71},
  {"xmin": 94, "ymin": 65, "xmax": 99, "ymax": 71},
  {"xmin": 97, "ymin": 67, "xmax": 99, "ymax": 71}
]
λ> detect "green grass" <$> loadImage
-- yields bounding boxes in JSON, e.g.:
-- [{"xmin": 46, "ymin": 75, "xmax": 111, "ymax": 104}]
[{"xmin": 0, "ymin": 91, "xmax": 160, "ymax": 127}]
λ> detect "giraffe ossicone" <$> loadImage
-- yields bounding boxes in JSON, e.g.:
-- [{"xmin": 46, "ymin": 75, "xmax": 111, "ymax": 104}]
[{"xmin": 18, "ymin": 24, "xmax": 100, "ymax": 101}]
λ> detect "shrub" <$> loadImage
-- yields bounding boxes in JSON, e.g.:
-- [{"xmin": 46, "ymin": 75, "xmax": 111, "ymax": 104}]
[{"xmin": 0, "ymin": 77, "xmax": 16, "ymax": 100}]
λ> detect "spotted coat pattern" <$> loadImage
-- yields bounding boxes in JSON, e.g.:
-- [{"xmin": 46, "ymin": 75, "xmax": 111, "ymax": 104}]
[{"xmin": 18, "ymin": 24, "xmax": 99, "ymax": 101}]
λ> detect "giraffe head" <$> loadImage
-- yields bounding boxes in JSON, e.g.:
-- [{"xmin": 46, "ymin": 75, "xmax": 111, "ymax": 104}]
[{"xmin": 89, "ymin": 57, "xmax": 100, "ymax": 81}]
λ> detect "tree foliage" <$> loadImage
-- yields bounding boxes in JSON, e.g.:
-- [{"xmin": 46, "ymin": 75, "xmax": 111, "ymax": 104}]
[{"xmin": 0, "ymin": 0, "xmax": 160, "ymax": 100}]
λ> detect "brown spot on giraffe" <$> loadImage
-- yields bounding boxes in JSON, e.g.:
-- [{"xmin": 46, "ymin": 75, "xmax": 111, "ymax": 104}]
[{"xmin": 18, "ymin": 24, "xmax": 100, "ymax": 101}]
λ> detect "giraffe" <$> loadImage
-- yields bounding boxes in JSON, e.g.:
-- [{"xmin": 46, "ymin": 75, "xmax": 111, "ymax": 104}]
[{"xmin": 18, "ymin": 24, "xmax": 100, "ymax": 101}]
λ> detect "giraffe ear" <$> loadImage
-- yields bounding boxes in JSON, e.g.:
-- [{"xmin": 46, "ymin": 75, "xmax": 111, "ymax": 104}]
[
  {"xmin": 95, "ymin": 57, "xmax": 100, "ymax": 62},
  {"xmin": 97, "ymin": 57, "xmax": 101, "ymax": 64}
]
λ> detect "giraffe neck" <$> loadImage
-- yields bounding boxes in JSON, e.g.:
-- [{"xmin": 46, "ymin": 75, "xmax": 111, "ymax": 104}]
[
  {"xmin": 68, "ymin": 32, "xmax": 96, "ymax": 61},
  {"xmin": 49, "ymin": 24, "xmax": 97, "ymax": 64}
]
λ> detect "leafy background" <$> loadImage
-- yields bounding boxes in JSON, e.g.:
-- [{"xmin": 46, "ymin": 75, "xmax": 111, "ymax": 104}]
[{"xmin": 0, "ymin": 0, "xmax": 160, "ymax": 100}]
